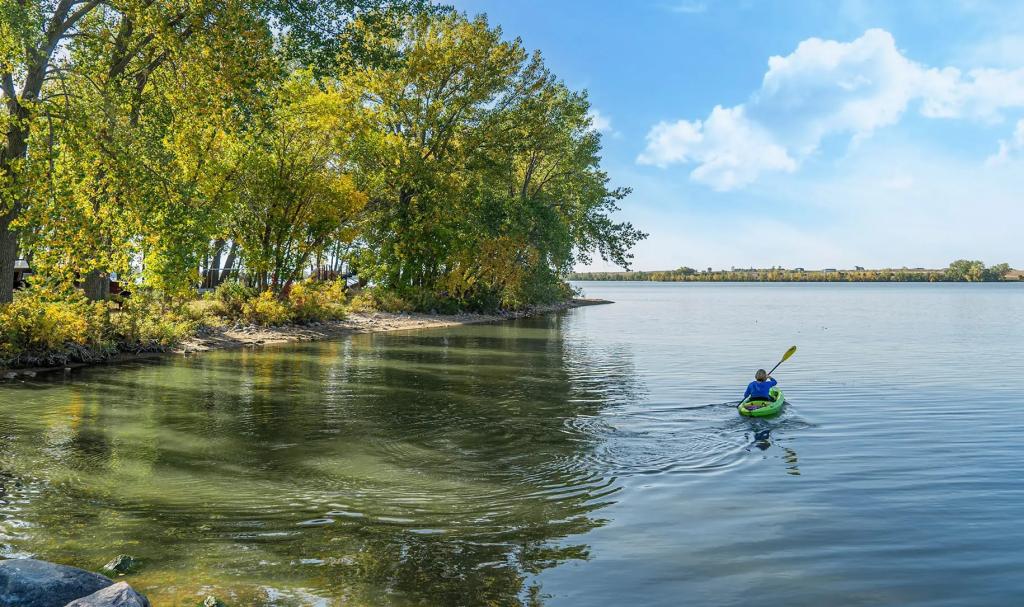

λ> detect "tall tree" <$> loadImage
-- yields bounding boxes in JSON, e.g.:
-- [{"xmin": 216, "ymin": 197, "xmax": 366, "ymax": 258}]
[
  {"xmin": 338, "ymin": 13, "xmax": 532, "ymax": 290},
  {"xmin": 22, "ymin": 0, "xmax": 277, "ymax": 299},
  {"xmin": 268, "ymin": 0, "xmax": 438, "ymax": 74},
  {"xmin": 337, "ymin": 12, "xmax": 644, "ymax": 308},
  {"xmin": 0, "ymin": 0, "xmax": 109, "ymax": 302},
  {"xmin": 230, "ymin": 71, "xmax": 367, "ymax": 291}
]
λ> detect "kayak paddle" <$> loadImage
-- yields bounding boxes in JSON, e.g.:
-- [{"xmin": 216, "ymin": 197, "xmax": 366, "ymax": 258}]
[{"xmin": 767, "ymin": 345, "xmax": 797, "ymax": 377}]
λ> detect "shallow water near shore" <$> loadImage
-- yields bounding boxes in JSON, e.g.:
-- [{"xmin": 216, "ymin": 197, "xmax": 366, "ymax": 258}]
[{"xmin": 2, "ymin": 282, "xmax": 1023, "ymax": 606}]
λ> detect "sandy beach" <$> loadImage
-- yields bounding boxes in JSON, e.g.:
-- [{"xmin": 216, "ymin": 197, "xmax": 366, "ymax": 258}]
[{"xmin": 180, "ymin": 298, "xmax": 611, "ymax": 351}]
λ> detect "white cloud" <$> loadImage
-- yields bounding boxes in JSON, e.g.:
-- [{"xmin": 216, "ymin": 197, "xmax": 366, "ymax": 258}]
[
  {"xmin": 587, "ymin": 109, "xmax": 613, "ymax": 133},
  {"xmin": 986, "ymin": 119, "xmax": 1024, "ymax": 165},
  {"xmin": 923, "ymin": 67, "xmax": 1024, "ymax": 120},
  {"xmin": 636, "ymin": 120, "xmax": 701, "ymax": 166},
  {"xmin": 638, "ymin": 106, "xmax": 796, "ymax": 190},
  {"xmin": 640, "ymin": 28, "xmax": 1024, "ymax": 189},
  {"xmin": 757, "ymin": 29, "xmax": 920, "ymax": 145}
]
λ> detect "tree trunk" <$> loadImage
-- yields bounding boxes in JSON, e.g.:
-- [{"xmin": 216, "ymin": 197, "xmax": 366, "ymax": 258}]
[
  {"xmin": 217, "ymin": 242, "xmax": 237, "ymax": 286},
  {"xmin": 1, "ymin": 122, "xmax": 29, "ymax": 304},
  {"xmin": 205, "ymin": 238, "xmax": 225, "ymax": 288},
  {"xmin": 0, "ymin": 212, "xmax": 18, "ymax": 303}
]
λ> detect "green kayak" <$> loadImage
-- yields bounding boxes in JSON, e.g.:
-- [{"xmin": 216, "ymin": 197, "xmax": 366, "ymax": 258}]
[{"xmin": 738, "ymin": 387, "xmax": 785, "ymax": 417}]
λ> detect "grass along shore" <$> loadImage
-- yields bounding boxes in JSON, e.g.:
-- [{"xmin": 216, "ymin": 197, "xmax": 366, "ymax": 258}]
[{"xmin": 1, "ymin": 294, "xmax": 610, "ymax": 379}]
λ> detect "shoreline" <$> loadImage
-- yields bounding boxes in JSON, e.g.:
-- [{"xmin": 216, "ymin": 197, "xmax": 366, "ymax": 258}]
[
  {"xmin": 180, "ymin": 297, "xmax": 611, "ymax": 353},
  {"xmin": 1, "ymin": 298, "xmax": 611, "ymax": 380}
]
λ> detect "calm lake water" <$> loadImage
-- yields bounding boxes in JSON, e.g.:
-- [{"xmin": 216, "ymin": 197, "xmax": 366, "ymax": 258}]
[{"xmin": 2, "ymin": 282, "xmax": 1024, "ymax": 606}]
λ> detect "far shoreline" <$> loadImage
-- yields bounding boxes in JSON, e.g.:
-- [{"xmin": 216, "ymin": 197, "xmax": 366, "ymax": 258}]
[
  {"xmin": 570, "ymin": 279, "xmax": 1023, "ymax": 284},
  {"xmin": 0, "ymin": 298, "xmax": 612, "ymax": 381},
  {"xmin": 570, "ymin": 261, "xmax": 1020, "ymax": 283}
]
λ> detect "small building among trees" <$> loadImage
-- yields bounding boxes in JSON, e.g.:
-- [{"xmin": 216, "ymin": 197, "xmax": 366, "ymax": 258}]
[{"xmin": 12, "ymin": 260, "xmax": 32, "ymax": 290}]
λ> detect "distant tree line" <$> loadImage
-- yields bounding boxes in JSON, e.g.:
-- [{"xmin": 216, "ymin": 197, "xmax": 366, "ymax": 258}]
[{"xmin": 570, "ymin": 260, "xmax": 1016, "ymax": 283}]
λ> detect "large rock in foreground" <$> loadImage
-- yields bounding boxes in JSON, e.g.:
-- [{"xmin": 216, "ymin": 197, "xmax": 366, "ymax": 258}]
[
  {"xmin": 63, "ymin": 582, "xmax": 150, "ymax": 607},
  {"xmin": 0, "ymin": 559, "xmax": 113, "ymax": 607}
]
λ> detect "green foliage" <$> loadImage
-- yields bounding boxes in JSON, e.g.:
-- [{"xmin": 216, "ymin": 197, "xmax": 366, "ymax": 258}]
[
  {"xmin": 348, "ymin": 285, "xmax": 498, "ymax": 314},
  {"xmin": 944, "ymin": 260, "xmax": 1011, "ymax": 282},
  {"xmin": 287, "ymin": 279, "xmax": 348, "ymax": 323},
  {"xmin": 109, "ymin": 290, "xmax": 196, "ymax": 349},
  {"xmin": 397, "ymin": 287, "xmax": 467, "ymax": 314},
  {"xmin": 212, "ymin": 279, "xmax": 347, "ymax": 325},
  {"xmin": 0, "ymin": 287, "xmax": 110, "ymax": 363},
  {"xmin": 213, "ymin": 282, "xmax": 256, "ymax": 318},
  {"xmin": 338, "ymin": 12, "xmax": 644, "ymax": 308},
  {"xmin": 182, "ymin": 299, "xmax": 225, "ymax": 327},
  {"xmin": 274, "ymin": 0, "xmax": 440, "ymax": 74},
  {"xmin": 989, "ymin": 263, "xmax": 1012, "ymax": 279},
  {"xmin": 0, "ymin": 285, "xmax": 192, "ymax": 367},
  {"xmin": 242, "ymin": 290, "xmax": 292, "ymax": 326},
  {"xmin": 499, "ymin": 266, "xmax": 575, "ymax": 310},
  {"xmin": 346, "ymin": 287, "xmax": 414, "ymax": 314},
  {"xmin": 229, "ymin": 71, "xmax": 367, "ymax": 291}
]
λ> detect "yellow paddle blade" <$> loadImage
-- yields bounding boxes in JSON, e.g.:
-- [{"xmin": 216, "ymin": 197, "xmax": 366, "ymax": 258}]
[{"xmin": 780, "ymin": 345, "xmax": 797, "ymax": 362}]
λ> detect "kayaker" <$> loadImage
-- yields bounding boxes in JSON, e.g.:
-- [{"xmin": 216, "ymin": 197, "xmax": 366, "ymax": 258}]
[{"xmin": 743, "ymin": 369, "xmax": 777, "ymax": 403}]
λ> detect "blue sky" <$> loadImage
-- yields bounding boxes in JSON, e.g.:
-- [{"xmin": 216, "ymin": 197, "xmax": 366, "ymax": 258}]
[{"xmin": 450, "ymin": 0, "xmax": 1024, "ymax": 271}]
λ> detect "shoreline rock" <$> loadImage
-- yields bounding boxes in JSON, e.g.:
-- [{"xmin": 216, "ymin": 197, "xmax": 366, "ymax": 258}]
[
  {"xmin": 0, "ymin": 558, "xmax": 151, "ymax": 607},
  {"xmin": 64, "ymin": 582, "xmax": 150, "ymax": 607},
  {"xmin": 0, "ymin": 559, "xmax": 113, "ymax": 607}
]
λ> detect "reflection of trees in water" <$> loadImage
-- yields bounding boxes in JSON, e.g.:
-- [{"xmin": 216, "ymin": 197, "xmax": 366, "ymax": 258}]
[{"xmin": 0, "ymin": 312, "xmax": 641, "ymax": 605}]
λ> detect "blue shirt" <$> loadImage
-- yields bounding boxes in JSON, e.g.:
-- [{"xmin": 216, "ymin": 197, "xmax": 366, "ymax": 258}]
[{"xmin": 744, "ymin": 377, "xmax": 777, "ymax": 399}]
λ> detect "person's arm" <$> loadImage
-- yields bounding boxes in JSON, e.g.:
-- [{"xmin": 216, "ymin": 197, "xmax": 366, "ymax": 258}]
[
  {"xmin": 743, "ymin": 383, "xmax": 752, "ymax": 399},
  {"xmin": 768, "ymin": 377, "xmax": 778, "ymax": 387}
]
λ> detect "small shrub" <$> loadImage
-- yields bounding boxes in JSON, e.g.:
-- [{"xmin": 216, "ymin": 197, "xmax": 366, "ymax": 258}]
[
  {"xmin": 345, "ymin": 286, "xmax": 486, "ymax": 314},
  {"xmin": 182, "ymin": 299, "xmax": 224, "ymax": 327},
  {"xmin": 242, "ymin": 290, "xmax": 291, "ymax": 326},
  {"xmin": 0, "ymin": 283, "xmax": 205, "ymax": 368},
  {"xmin": 211, "ymin": 280, "xmax": 348, "ymax": 326},
  {"xmin": 0, "ymin": 287, "xmax": 109, "ymax": 363},
  {"xmin": 345, "ymin": 287, "xmax": 414, "ymax": 313},
  {"xmin": 371, "ymin": 289, "xmax": 412, "ymax": 313},
  {"xmin": 345, "ymin": 289, "xmax": 378, "ymax": 313},
  {"xmin": 402, "ymin": 287, "xmax": 463, "ymax": 314},
  {"xmin": 111, "ymin": 309, "xmax": 193, "ymax": 349},
  {"xmin": 109, "ymin": 289, "xmax": 194, "ymax": 349},
  {"xmin": 213, "ymin": 281, "xmax": 254, "ymax": 318},
  {"xmin": 287, "ymin": 279, "xmax": 347, "ymax": 323}
]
